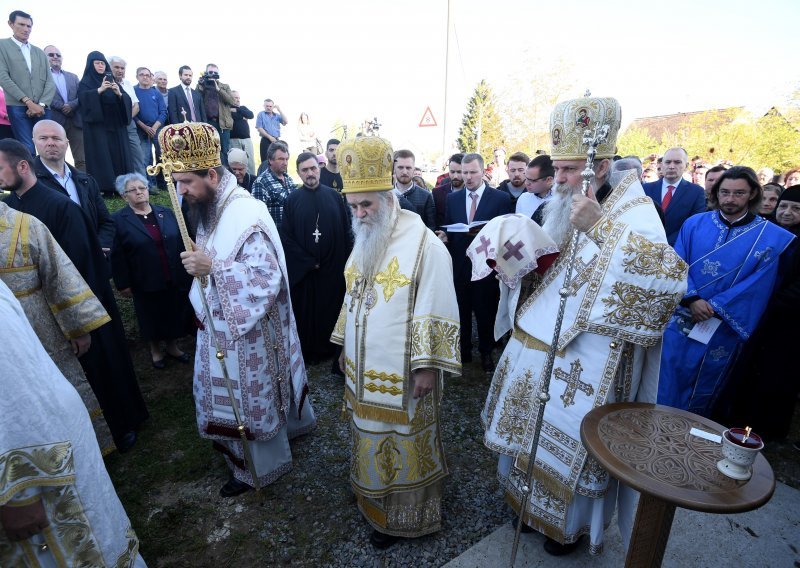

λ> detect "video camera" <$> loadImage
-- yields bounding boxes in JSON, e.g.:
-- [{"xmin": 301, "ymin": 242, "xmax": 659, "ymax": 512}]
[{"xmin": 201, "ymin": 70, "xmax": 220, "ymax": 86}]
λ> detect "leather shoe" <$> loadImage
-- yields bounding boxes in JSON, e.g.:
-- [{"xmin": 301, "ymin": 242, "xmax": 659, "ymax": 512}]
[
  {"xmin": 117, "ymin": 431, "xmax": 137, "ymax": 453},
  {"xmin": 369, "ymin": 529, "xmax": 400, "ymax": 549},
  {"xmin": 543, "ymin": 536, "xmax": 582, "ymax": 556},
  {"xmin": 481, "ymin": 353, "xmax": 495, "ymax": 372},
  {"xmin": 152, "ymin": 358, "xmax": 166, "ymax": 370},
  {"xmin": 512, "ymin": 515, "xmax": 534, "ymax": 534},
  {"xmin": 220, "ymin": 476, "xmax": 252, "ymax": 498},
  {"xmin": 167, "ymin": 351, "xmax": 190, "ymax": 364}
]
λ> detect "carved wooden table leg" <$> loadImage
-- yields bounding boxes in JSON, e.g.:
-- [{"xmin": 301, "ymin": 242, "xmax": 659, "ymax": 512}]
[{"xmin": 625, "ymin": 493, "xmax": 676, "ymax": 568}]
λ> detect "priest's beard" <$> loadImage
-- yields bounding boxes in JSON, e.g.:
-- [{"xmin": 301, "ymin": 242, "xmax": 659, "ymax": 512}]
[
  {"xmin": 542, "ymin": 180, "xmax": 597, "ymax": 247},
  {"xmin": 186, "ymin": 182, "xmax": 217, "ymax": 230},
  {"xmin": 351, "ymin": 193, "xmax": 395, "ymax": 283}
]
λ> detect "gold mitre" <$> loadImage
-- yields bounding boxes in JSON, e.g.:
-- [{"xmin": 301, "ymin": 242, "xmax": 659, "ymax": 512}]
[
  {"xmin": 337, "ymin": 136, "xmax": 394, "ymax": 193},
  {"xmin": 549, "ymin": 95, "xmax": 621, "ymax": 161},
  {"xmin": 158, "ymin": 122, "xmax": 222, "ymax": 171}
]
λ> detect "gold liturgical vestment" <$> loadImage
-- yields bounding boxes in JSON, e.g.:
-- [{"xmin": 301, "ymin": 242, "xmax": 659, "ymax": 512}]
[
  {"xmin": 0, "ymin": 203, "xmax": 114, "ymax": 454},
  {"xmin": 331, "ymin": 208, "xmax": 461, "ymax": 537}
]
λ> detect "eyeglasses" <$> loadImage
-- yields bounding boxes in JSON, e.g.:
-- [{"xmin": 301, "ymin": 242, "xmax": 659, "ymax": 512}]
[
  {"xmin": 124, "ymin": 187, "xmax": 148, "ymax": 194},
  {"xmin": 47, "ymin": 53, "xmax": 61, "ymax": 58},
  {"xmin": 718, "ymin": 190, "xmax": 749, "ymax": 198},
  {"xmin": 525, "ymin": 175, "xmax": 549, "ymax": 183}
]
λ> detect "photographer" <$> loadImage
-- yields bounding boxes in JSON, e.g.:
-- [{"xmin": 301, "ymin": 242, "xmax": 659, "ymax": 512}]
[{"xmin": 196, "ymin": 63, "xmax": 234, "ymax": 164}]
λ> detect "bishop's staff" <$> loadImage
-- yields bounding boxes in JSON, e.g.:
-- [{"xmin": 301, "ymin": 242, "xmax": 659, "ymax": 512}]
[
  {"xmin": 508, "ymin": 117, "xmax": 610, "ymax": 567},
  {"xmin": 148, "ymin": 117, "xmax": 261, "ymax": 491}
]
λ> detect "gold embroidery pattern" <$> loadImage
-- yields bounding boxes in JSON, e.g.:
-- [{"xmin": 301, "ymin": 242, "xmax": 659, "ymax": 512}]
[
  {"xmin": 114, "ymin": 526, "xmax": 141, "ymax": 568},
  {"xmin": 601, "ymin": 282, "xmax": 681, "ymax": 332},
  {"xmin": 47, "ymin": 485, "xmax": 103, "ymax": 566},
  {"xmin": 495, "ymin": 370, "xmax": 535, "ymax": 445},
  {"xmin": 364, "ymin": 383, "xmax": 403, "ymax": 396},
  {"xmin": 344, "ymin": 356, "xmax": 357, "ymax": 384},
  {"xmin": 411, "ymin": 318, "xmax": 460, "ymax": 363},
  {"xmin": 0, "ymin": 443, "xmax": 73, "ymax": 496},
  {"xmin": 344, "ymin": 262, "xmax": 361, "ymax": 296},
  {"xmin": 553, "ymin": 359, "xmax": 593, "ymax": 407},
  {"xmin": 482, "ymin": 355, "xmax": 510, "ymax": 430},
  {"xmin": 579, "ymin": 455, "xmax": 609, "ymax": 487},
  {"xmin": 374, "ymin": 437, "xmax": 403, "ymax": 485},
  {"xmin": 587, "ymin": 217, "xmax": 615, "ymax": 245},
  {"xmin": 364, "ymin": 370, "xmax": 404, "ymax": 384},
  {"xmin": 351, "ymin": 429, "xmax": 373, "ymax": 483},
  {"xmin": 401, "ymin": 430, "xmax": 437, "ymax": 482},
  {"xmin": 410, "ymin": 394, "xmax": 435, "ymax": 431},
  {"xmin": 332, "ymin": 303, "xmax": 346, "ymax": 341},
  {"xmin": 621, "ymin": 233, "xmax": 688, "ymax": 280},
  {"xmin": 374, "ymin": 257, "xmax": 411, "ymax": 302}
]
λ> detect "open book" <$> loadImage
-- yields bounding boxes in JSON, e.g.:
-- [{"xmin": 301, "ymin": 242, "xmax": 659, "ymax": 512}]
[{"xmin": 441, "ymin": 220, "xmax": 489, "ymax": 233}]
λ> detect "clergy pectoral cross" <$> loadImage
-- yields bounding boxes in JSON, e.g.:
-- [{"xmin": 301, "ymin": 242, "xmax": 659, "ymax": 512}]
[
  {"xmin": 313, "ymin": 213, "xmax": 321, "ymax": 243},
  {"xmin": 181, "ymin": 107, "xmax": 188, "ymax": 122},
  {"xmin": 554, "ymin": 359, "xmax": 593, "ymax": 407}
]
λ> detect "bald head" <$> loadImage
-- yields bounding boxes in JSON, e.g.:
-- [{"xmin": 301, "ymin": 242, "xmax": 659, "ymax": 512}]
[
  {"xmin": 33, "ymin": 120, "xmax": 69, "ymax": 168},
  {"xmin": 43, "ymin": 44, "xmax": 62, "ymax": 70}
]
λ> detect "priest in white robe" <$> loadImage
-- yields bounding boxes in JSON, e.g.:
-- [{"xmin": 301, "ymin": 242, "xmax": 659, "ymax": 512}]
[
  {"xmin": 330, "ymin": 136, "xmax": 461, "ymax": 549},
  {"xmin": 161, "ymin": 122, "xmax": 316, "ymax": 498},
  {"xmin": 0, "ymin": 279, "xmax": 146, "ymax": 567},
  {"xmin": 480, "ymin": 96, "xmax": 688, "ymax": 556}
]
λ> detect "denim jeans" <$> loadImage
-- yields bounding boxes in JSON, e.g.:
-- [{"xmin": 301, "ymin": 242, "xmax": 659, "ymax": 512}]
[{"xmin": 7, "ymin": 105, "xmax": 51, "ymax": 155}]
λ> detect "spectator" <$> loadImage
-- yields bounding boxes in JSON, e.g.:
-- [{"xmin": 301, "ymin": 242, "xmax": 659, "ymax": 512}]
[
  {"xmin": 0, "ymin": 10, "xmax": 54, "ymax": 154},
  {"xmin": 759, "ymin": 183, "xmax": 783, "ymax": 218},
  {"xmin": 704, "ymin": 164, "xmax": 728, "ymax": 209},
  {"xmin": 109, "ymin": 55, "xmax": 146, "ymax": 178},
  {"xmin": 153, "ymin": 70, "xmax": 168, "ymax": 106},
  {"xmin": 489, "ymin": 146, "xmax": 506, "ymax": 186},
  {"xmin": 133, "ymin": 67, "xmax": 166, "ymax": 188},
  {"xmin": 641, "ymin": 166, "xmax": 658, "ymax": 183},
  {"xmin": 393, "ymin": 148, "xmax": 435, "ymax": 229},
  {"xmin": 77, "ymin": 51, "xmax": 133, "ymax": 196},
  {"xmin": 432, "ymin": 152, "xmax": 463, "ymax": 229},
  {"xmin": 229, "ymin": 90, "xmax": 255, "ymax": 175},
  {"xmin": 412, "ymin": 174, "xmax": 428, "ymax": 189},
  {"xmin": 319, "ymin": 138, "xmax": 343, "ymax": 192},
  {"xmin": 196, "ymin": 63, "xmax": 234, "ymax": 164},
  {"xmin": 255, "ymin": 98, "xmax": 286, "ymax": 161},
  {"xmin": 167, "ymin": 65, "xmax": 205, "ymax": 125},
  {"xmin": 252, "ymin": 140, "xmax": 295, "ymax": 225},
  {"xmin": 44, "ymin": 45, "xmax": 84, "ymax": 171},
  {"xmin": 111, "ymin": 173, "xmax": 192, "ymax": 369},
  {"xmin": 642, "ymin": 147, "xmax": 706, "ymax": 245},
  {"xmin": 692, "ymin": 162, "xmax": 708, "ymax": 187},
  {"xmin": 516, "ymin": 153, "xmax": 554, "ymax": 223},
  {"xmin": 496, "ymin": 151, "xmax": 530, "ymax": 208},
  {"xmin": 0, "ymin": 87, "xmax": 11, "ymax": 139},
  {"xmin": 297, "ymin": 111, "xmax": 320, "ymax": 153},
  {"xmin": 756, "ymin": 167, "xmax": 774, "ymax": 186},
  {"xmin": 226, "ymin": 147, "xmax": 254, "ymax": 192},
  {"xmin": 783, "ymin": 168, "xmax": 800, "ymax": 188}
]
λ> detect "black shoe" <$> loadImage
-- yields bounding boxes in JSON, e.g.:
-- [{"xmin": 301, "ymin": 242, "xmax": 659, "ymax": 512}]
[
  {"xmin": 167, "ymin": 351, "xmax": 190, "ymax": 364},
  {"xmin": 481, "ymin": 353, "xmax": 495, "ymax": 372},
  {"xmin": 330, "ymin": 359, "xmax": 344, "ymax": 377},
  {"xmin": 369, "ymin": 529, "xmax": 400, "ymax": 549},
  {"xmin": 543, "ymin": 536, "xmax": 582, "ymax": 556},
  {"xmin": 220, "ymin": 476, "xmax": 252, "ymax": 498},
  {"xmin": 152, "ymin": 358, "xmax": 166, "ymax": 370},
  {"xmin": 512, "ymin": 515, "xmax": 534, "ymax": 534},
  {"xmin": 117, "ymin": 431, "xmax": 137, "ymax": 453}
]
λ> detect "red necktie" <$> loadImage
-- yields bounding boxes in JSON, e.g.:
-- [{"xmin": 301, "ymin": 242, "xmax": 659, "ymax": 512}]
[
  {"xmin": 662, "ymin": 185, "xmax": 675, "ymax": 210},
  {"xmin": 469, "ymin": 191, "xmax": 478, "ymax": 223}
]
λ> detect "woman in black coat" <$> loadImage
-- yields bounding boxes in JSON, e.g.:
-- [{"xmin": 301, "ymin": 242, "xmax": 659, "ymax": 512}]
[
  {"xmin": 111, "ymin": 173, "xmax": 193, "ymax": 368},
  {"xmin": 78, "ymin": 51, "xmax": 132, "ymax": 195}
]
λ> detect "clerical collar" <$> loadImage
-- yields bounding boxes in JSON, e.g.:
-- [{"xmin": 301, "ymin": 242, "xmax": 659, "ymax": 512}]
[
  {"xmin": 594, "ymin": 182, "xmax": 613, "ymax": 204},
  {"xmin": 720, "ymin": 211, "xmax": 754, "ymax": 227}
]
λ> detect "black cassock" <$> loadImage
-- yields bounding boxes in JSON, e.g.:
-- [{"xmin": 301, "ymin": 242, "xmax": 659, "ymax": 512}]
[
  {"xmin": 5, "ymin": 184, "xmax": 148, "ymax": 445},
  {"xmin": 280, "ymin": 184, "xmax": 352, "ymax": 363}
]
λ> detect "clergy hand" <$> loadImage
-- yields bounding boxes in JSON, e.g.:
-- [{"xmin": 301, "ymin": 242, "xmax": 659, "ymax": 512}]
[
  {"xmin": 71, "ymin": 334, "xmax": 92, "ymax": 357},
  {"xmin": 689, "ymin": 299, "xmax": 715, "ymax": 322},
  {"xmin": 412, "ymin": 369, "xmax": 436, "ymax": 399},
  {"xmin": 570, "ymin": 187, "xmax": 602, "ymax": 232},
  {"xmin": 181, "ymin": 242, "xmax": 212, "ymax": 277},
  {"xmin": 0, "ymin": 500, "xmax": 49, "ymax": 542},
  {"xmin": 435, "ymin": 230, "xmax": 448, "ymax": 244}
]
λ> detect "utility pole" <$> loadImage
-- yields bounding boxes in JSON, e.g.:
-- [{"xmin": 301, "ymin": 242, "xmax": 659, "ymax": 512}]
[{"xmin": 442, "ymin": 0, "xmax": 452, "ymax": 157}]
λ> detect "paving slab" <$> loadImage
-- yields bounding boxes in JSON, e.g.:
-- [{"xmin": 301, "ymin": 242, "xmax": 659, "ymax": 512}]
[{"xmin": 444, "ymin": 481, "xmax": 799, "ymax": 567}]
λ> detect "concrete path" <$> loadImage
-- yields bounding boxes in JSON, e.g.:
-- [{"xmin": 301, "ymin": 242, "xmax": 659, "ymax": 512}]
[{"xmin": 444, "ymin": 482, "xmax": 799, "ymax": 567}]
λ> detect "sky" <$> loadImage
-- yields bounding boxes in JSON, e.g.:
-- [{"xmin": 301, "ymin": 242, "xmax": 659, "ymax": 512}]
[{"xmin": 13, "ymin": 0, "xmax": 800, "ymax": 164}]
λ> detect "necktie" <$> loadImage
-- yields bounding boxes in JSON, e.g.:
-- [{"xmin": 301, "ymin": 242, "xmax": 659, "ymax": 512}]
[
  {"xmin": 469, "ymin": 191, "xmax": 478, "ymax": 223},
  {"xmin": 186, "ymin": 87, "xmax": 197, "ymax": 121},
  {"xmin": 662, "ymin": 185, "xmax": 675, "ymax": 210}
]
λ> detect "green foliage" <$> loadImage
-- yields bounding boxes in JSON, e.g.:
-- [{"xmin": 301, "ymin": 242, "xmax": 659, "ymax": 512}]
[
  {"xmin": 457, "ymin": 80, "xmax": 504, "ymax": 163},
  {"xmin": 617, "ymin": 127, "xmax": 659, "ymax": 160}
]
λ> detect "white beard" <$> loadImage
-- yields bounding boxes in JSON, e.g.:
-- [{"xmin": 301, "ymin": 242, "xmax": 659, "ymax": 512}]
[
  {"xmin": 351, "ymin": 195, "xmax": 396, "ymax": 283},
  {"xmin": 541, "ymin": 184, "xmax": 578, "ymax": 248}
]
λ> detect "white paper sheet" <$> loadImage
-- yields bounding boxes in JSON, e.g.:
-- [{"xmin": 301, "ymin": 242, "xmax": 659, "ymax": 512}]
[
  {"xmin": 687, "ymin": 317, "xmax": 722, "ymax": 344},
  {"xmin": 689, "ymin": 427, "xmax": 722, "ymax": 444},
  {"xmin": 442, "ymin": 220, "xmax": 489, "ymax": 233}
]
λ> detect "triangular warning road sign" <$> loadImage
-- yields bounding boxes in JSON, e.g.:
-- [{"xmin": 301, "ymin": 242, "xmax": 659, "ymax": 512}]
[{"xmin": 419, "ymin": 106, "xmax": 437, "ymax": 127}]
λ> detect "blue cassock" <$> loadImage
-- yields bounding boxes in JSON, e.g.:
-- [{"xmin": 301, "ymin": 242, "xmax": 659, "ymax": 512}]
[{"xmin": 657, "ymin": 211, "xmax": 794, "ymax": 416}]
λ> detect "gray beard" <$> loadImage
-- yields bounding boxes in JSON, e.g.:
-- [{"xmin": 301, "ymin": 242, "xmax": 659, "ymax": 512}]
[
  {"xmin": 541, "ymin": 184, "xmax": 578, "ymax": 248},
  {"xmin": 351, "ymin": 198, "xmax": 395, "ymax": 283}
]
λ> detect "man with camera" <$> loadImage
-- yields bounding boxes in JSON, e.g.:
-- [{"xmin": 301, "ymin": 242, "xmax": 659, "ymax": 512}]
[{"xmin": 196, "ymin": 63, "xmax": 234, "ymax": 165}]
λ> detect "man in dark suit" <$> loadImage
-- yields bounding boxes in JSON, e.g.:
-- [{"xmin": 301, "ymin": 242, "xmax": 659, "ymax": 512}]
[
  {"xmin": 432, "ymin": 152, "xmax": 464, "ymax": 229},
  {"xmin": 32, "ymin": 119, "xmax": 114, "ymax": 252},
  {"xmin": 43, "ymin": 45, "xmax": 83, "ymax": 171},
  {"xmin": 167, "ymin": 65, "xmax": 206, "ymax": 125},
  {"xmin": 642, "ymin": 147, "xmax": 706, "ymax": 245},
  {"xmin": 438, "ymin": 152, "xmax": 513, "ymax": 371},
  {"xmin": 394, "ymin": 148, "xmax": 435, "ymax": 228}
]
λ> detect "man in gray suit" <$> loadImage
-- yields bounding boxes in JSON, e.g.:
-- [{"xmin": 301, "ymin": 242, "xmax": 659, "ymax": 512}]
[
  {"xmin": 43, "ymin": 45, "xmax": 84, "ymax": 171},
  {"xmin": 0, "ymin": 10, "xmax": 55, "ymax": 154}
]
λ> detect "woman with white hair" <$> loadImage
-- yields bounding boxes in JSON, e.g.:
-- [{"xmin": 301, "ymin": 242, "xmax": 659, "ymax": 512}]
[{"xmin": 110, "ymin": 173, "xmax": 192, "ymax": 369}]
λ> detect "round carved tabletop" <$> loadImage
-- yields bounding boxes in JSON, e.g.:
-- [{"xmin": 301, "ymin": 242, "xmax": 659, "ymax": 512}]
[{"xmin": 580, "ymin": 402, "xmax": 775, "ymax": 513}]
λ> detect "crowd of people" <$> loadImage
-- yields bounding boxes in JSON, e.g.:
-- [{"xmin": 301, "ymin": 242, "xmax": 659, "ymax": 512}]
[{"xmin": 1, "ymin": 7, "xmax": 799, "ymax": 566}]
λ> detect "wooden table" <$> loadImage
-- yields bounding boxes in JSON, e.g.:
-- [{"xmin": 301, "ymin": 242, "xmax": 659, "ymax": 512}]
[{"xmin": 580, "ymin": 402, "xmax": 775, "ymax": 567}]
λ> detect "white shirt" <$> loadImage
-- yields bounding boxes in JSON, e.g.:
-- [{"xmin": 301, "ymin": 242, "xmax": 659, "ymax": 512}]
[
  {"xmin": 661, "ymin": 178, "xmax": 680, "ymax": 200},
  {"xmin": 465, "ymin": 182, "xmax": 486, "ymax": 220},
  {"xmin": 516, "ymin": 191, "xmax": 551, "ymax": 219},
  {"xmin": 42, "ymin": 162, "xmax": 81, "ymax": 206},
  {"xmin": 11, "ymin": 37, "xmax": 31, "ymax": 73},
  {"xmin": 120, "ymin": 79, "xmax": 138, "ymax": 103}
]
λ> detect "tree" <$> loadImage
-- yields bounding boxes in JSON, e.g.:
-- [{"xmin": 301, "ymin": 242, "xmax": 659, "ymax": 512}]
[
  {"xmin": 617, "ymin": 126, "xmax": 659, "ymax": 160},
  {"xmin": 457, "ymin": 80, "xmax": 504, "ymax": 164}
]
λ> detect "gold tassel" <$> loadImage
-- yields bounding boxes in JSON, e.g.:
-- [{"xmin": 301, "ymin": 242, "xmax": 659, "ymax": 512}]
[{"xmin": 345, "ymin": 389, "xmax": 410, "ymax": 425}]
